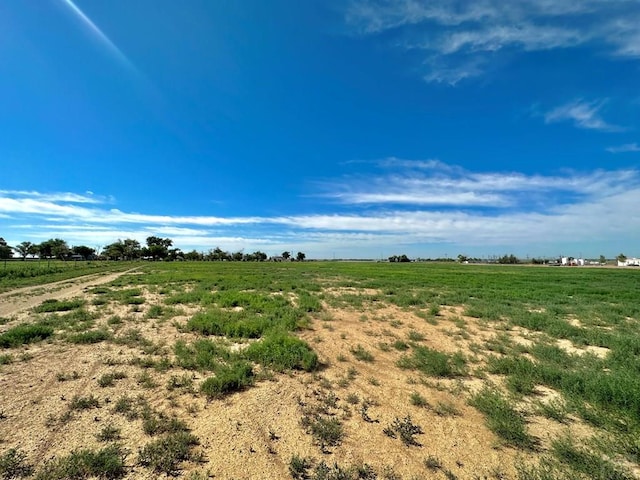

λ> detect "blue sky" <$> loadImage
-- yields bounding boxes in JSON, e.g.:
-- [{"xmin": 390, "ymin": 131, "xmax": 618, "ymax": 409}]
[{"xmin": 1, "ymin": 0, "xmax": 639, "ymax": 259}]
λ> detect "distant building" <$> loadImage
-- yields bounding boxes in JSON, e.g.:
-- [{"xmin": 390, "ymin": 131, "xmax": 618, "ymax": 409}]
[{"xmin": 618, "ymin": 257, "xmax": 640, "ymax": 267}]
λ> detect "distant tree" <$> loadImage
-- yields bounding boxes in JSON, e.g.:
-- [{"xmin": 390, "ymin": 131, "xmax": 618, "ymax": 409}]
[
  {"xmin": 208, "ymin": 247, "xmax": 228, "ymax": 261},
  {"xmin": 457, "ymin": 254, "xmax": 468, "ymax": 263},
  {"xmin": 498, "ymin": 254, "xmax": 519, "ymax": 264},
  {"xmin": 599, "ymin": 255, "xmax": 606, "ymax": 265},
  {"xmin": 38, "ymin": 238, "xmax": 69, "ymax": 260},
  {"xmin": 146, "ymin": 236, "xmax": 172, "ymax": 260},
  {"xmin": 121, "ymin": 239, "xmax": 141, "ymax": 260},
  {"xmin": 13, "ymin": 241, "xmax": 36, "ymax": 260},
  {"xmin": 37, "ymin": 241, "xmax": 53, "ymax": 260},
  {"xmin": 296, "ymin": 251, "xmax": 306, "ymax": 262},
  {"xmin": 617, "ymin": 253, "xmax": 627, "ymax": 263},
  {"xmin": 0, "ymin": 238, "xmax": 12, "ymax": 261},
  {"xmin": 72, "ymin": 245, "xmax": 96, "ymax": 260},
  {"xmin": 231, "ymin": 251, "xmax": 244, "ymax": 262},
  {"xmin": 254, "ymin": 251, "xmax": 267, "ymax": 262},
  {"xmin": 167, "ymin": 248, "xmax": 183, "ymax": 261},
  {"xmin": 103, "ymin": 241, "xmax": 125, "ymax": 260},
  {"xmin": 398, "ymin": 254, "xmax": 411, "ymax": 263},
  {"xmin": 184, "ymin": 250, "xmax": 202, "ymax": 261},
  {"xmin": 281, "ymin": 251, "xmax": 291, "ymax": 260}
]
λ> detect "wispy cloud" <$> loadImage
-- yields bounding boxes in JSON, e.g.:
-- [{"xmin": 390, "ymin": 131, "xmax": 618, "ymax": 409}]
[
  {"xmin": 319, "ymin": 159, "xmax": 636, "ymax": 207},
  {"xmin": 607, "ymin": 142, "xmax": 640, "ymax": 153},
  {"xmin": 544, "ymin": 99, "xmax": 622, "ymax": 131},
  {"xmin": 345, "ymin": 0, "xmax": 640, "ymax": 83},
  {"xmin": 0, "ymin": 190, "xmax": 108, "ymax": 204}
]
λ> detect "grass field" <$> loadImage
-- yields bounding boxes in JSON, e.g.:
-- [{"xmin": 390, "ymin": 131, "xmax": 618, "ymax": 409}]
[{"xmin": 1, "ymin": 261, "xmax": 639, "ymax": 479}]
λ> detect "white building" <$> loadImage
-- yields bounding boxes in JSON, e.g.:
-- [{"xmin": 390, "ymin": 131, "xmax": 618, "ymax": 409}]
[{"xmin": 618, "ymin": 257, "xmax": 640, "ymax": 267}]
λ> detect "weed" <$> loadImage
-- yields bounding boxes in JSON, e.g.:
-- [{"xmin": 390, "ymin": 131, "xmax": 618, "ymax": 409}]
[
  {"xmin": 0, "ymin": 354, "xmax": 12, "ymax": 365},
  {"xmin": 551, "ymin": 435, "xmax": 633, "ymax": 480},
  {"xmin": 0, "ymin": 448, "xmax": 33, "ymax": 479},
  {"xmin": 0, "ymin": 323, "xmax": 54, "ymax": 347},
  {"xmin": 200, "ymin": 361, "xmax": 254, "ymax": 399},
  {"xmin": 408, "ymin": 330, "xmax": 426, "ymax": 342},
  {"xmin": 67, "ymin": 329, "xmax": 111, "ymax": 344},
  {"xmin": 469, "ymin": 387, "xmax": 535, "ymax": 450},
  {"xmin": 410, "ymin": 392, "xmax": 429, "ymax": 408},
  {"xmin": 96, "ymin": 423, "xmax": 121, "ymax": 442},
  {"xmin": 142, "ymin": 408, "xmax": 189, "ymax": 436},
  {"xmin": 136, "ymin": 371, "xmax": 158, "ymax": 389},
  {"xmin": 337, "ymin": 353, "xmax": 347, "ymax": 362},
  {"xmin": 351, "ymin": 344, "xmax": 374, "ymax": 362},
  {"xmin": 34, "ymin": 298, "xmax": 84, "ymax": 313},
  {"xmin": 167, "ymin": 373, "xmax": 194, "ymax": 392},
  {"xmin": 368, "ymin": 377, "xmax": 380, "ymax": 386},
  {"xmin": 35, "ymin": 444, "xmax": 126, "ymax": 480},
  {"xmin": 434, "ymin": 401, "xmax": 460, "ymax": 417},
  {"xmin": 346, "ymin": 393, "xmax": 359, "ymax": 405},
  {"xmin": 244, "ymin": 333, "xmax": 318, "ymax": 372},
  {"xmin": 535, "ymin": 399, "xmax": 569, "ymax": 424},
  {"xmin": 97, "ymin": 371, "xmax": 127, "ymax": 388},
  {"xmin": 392, "ymin": 340, "xmax": 409, "ymax": 351},
  {"xmin": 138, "ymin": 432, "xmax": 200, "ymax": 475},
  {"xmin": 424, "ymin": 455, "xmax": 442, "ymax": 471},
  {"xmin": 385, "ymin": 415, "xmax": 423, "ymax": 446},
  {"xmin": 306, "ymin": 416, "xmax": 343, "ymax": 452},
  {"xmin": 289, "ymin": 454, "xmax": 312, "ymax": 479},
  {"xmin": 69, "ymin": 394, "xmax": 100, "ymax": 411},
  {"xmin": 397, "ymin": 345, "xmax": 466, "ymax": 378}
]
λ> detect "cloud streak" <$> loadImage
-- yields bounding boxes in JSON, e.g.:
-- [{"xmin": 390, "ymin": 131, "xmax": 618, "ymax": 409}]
[
  {"xmin": 544, "ymin": 99, "xmax": 622, "ymax": 131},
  {"xmin": 607, "ymin": 143, "xmax": 640, "ymax": 153},
  {"xmin": 345, "ymin": 0, "xmax": 640, "ymax": 83}
]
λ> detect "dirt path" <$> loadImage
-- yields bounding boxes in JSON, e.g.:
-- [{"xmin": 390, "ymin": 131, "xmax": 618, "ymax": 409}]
[{"xmin": 0, "ymin": 268, "xmax": 138, "ymax": 318}]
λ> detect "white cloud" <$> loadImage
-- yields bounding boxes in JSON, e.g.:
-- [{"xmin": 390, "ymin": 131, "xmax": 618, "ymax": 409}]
[
  {"xmin": 346, "ymin": 0, "xmax": 640, "ymax": 83},
  {"xmin": 0, "ymin": 190, "xmax": 107, "ymax": 204},
  {"xmin": 544, "ymin": 99, "xmax": 622, "ymax": 131},
  {"xmin": 2, "ymin": 164, "xmax": 640, "ymax": 258},
  {"xmin": 607, "ymin": 143, "xmax": 640, "ymax": 153}
]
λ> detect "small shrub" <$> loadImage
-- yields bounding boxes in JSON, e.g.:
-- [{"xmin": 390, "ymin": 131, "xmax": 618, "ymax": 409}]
[
  {"xmin": 408, "ymin": 330, "xmax": 426, "ymax": 342},
  {"xmin": 392, "ymin": 340, "xmax": 409, "ymax": 351},
  {"xmin": 397, "ymin": 345, "xmax": 466, "ymax": 378},
  {"xmin": 141, "ymin": 408, "xmax": 189, "ymax": 436},
  {"xmin": 308, "ymin": 416, "xmax": 343, "ymax": 451},
  {"xmin": 434, "ymin": 401, "xmax": 460, "ymax": 417},
  {"xmin": 0, "ymin": 354, "xmax": 13, "ymax": 365},
  {"xmin": 424, "ymin": 455, "xmax": 442, "ymax": 471},
  {"xmin": 167, "ymin": 374, "xmax": 194, "ymax": 392},
  {"xmin": 136, "ymin": 371, "xmax": 158, "ymax": 389}
]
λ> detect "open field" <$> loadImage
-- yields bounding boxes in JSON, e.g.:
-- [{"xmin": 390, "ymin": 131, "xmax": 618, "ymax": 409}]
[{"xmin": 1, "ymin": 262, "xmax": 639, "ymax": 479}]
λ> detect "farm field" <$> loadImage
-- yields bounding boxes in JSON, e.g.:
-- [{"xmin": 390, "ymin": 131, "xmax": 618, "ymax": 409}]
[{"xmin": 1, "ymin": 261, "xmax": 639, "ymax": 479}]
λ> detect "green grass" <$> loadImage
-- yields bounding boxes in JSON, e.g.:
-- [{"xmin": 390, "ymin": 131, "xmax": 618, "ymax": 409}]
[
  {"xmin": 244, "ymin": 333, "xmax": 318, "ymax": 371},
  {"xmin": 469, "ymin": 387, "xmax": 535, "ymax": 450},
  {"xmin": 35, "ymin": 444, "xmax": 127, "ymax": 480},
  {"xmin": 34, "ymin": 298, "xmax": 85, "ymax": 313},
  {"xmin": 200, "ymin": 361, "xmax": 254, "ymax": 399},
  {"xmin": 350, "ymin": 344, "xmax": 374, "ymax": 362},
  {"xmin": 397, "ymin": 345, "xmax": 466, "ymax": 377},
  {"xmin": 138, "ymin": 432, "xmax": 200, "ymax": 475},
  {"xmin": 0, "ymin": 323, "xmax": 54, "ymax": 347}
]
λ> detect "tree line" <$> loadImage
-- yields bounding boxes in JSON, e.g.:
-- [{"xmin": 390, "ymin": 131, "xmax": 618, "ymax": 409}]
[{"xmin": 0, "ymin": 237, "xmax": 306, "ymax": 262}]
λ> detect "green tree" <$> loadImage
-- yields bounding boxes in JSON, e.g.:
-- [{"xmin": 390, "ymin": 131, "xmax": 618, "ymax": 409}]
[
  {"xmin": 0, "ymin": 238, "xmax": 12, "ymax": 261},
  {"xmin": 13, "ymin": 241, "xmax": 36, "ymax": 261},
  {"xmin": 281, "ymin": 251, "xmax": 291, "ymax": 260},
  {"xmin": 617, "ymin": 253, "xmax": 627, "ymax": 263},
  {"xmin": 103, "ymin": 240, "xmax": 125, "ymax": 260},
  {"xmin": 296, "ymin": 251, "xmax": 306, "ymax": 262},
  {"xmin": 146, "ymin": 236, "xmax": 173, "ymax": 260},
  {"xmin": 599, "ymin": 255, "xmax": 606, "ymax": 265},
  {"xmin": 72, "ymin": 245, "xmax": 95, "ymax": 260}
]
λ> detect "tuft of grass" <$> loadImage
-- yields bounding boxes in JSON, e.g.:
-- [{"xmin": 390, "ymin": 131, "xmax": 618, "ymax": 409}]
[
  {"xmin": 469, "ymin": 387, "xmax": 535, "ymax": 450},
  {"xmin": 350, "ymin": 344, "xmax": 374, "ymax": 362},
  {"xmin": 397, "ymin": 345, "xmax": 466, "ymax": 378},
  {"xmin": 69, "ymin": 394, "xmax": 100, "ymax": 411},
  {"xmin": 407, "ymin": 330, "xmax": 426, "ymax": 342},
  {"xmin": 97, "ymin": 371, "xmax": 127, "ymax": 388},
  {"xmin": 34, "ymin": 298, "xmax": 84, "ymax": 313},
  {"xmin": 0, "ymin": 323, "xmax": 54, "ymax": 347},
  {"xmin": 136, "ymin": 371, "xmax": 158, "ymax": 389},
  {"xmin": 0, "ymin": 448, "xmax": 34, "ymax": 479},
  {"xmin": 142, "ymin": 408, "xmax": 189, "ymax": 436},
  {"xmin": 424, "ymin": 455, "xmax": 442, "ymax": 471},
  {"xmin": 550, "ymin": 435, "xmax": 633, "ymax": 480},
  {"xmin": 289, "ymin": 455, "xmax": 312, "ymax": 480},
  {"xmin": 200, "ymin": 361, "xmax": 254, "ymax": 399},
  {"xmin": 304, "ymin": 415, "xmax": 344, "ymax": 452},
  {"xmin": 410, "ymin": 391, "xmax": 429, "ymax": 408},
  {"xmin": 138, "ymin": 432, "xmax": 200, "ymax": 475},
  {"xmin": 96, "ymin": 423, "xmax": 121, "ymax": 442},
  {"xmin": 35, "ymin": 444, "xmax": 126, "ymax": 480},
  {"xmin": 167, "ymin": 373, "xmax": 194, "ymax": 392},
  {"xmin": 244, "ymin": 333, "xmax": 318, "ymax": 372},
  {"xmin": 0, "ymin": 353, "xmax": 13, "ymax": 365},
  {"xmin": 67, "ymin": 329, "xmax": 111, "ymax": 344}
]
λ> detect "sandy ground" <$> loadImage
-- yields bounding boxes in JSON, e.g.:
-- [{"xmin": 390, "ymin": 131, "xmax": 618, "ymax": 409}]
[{"xmin": 0, "ymin": 275, "xmax": 615, "ymax": 479}]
